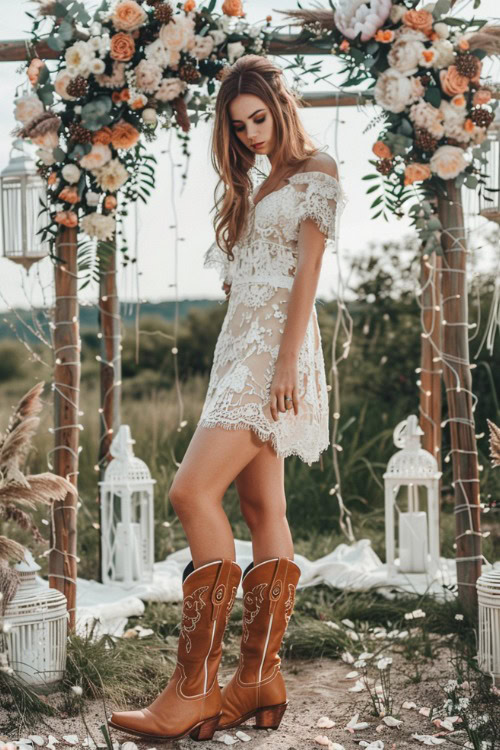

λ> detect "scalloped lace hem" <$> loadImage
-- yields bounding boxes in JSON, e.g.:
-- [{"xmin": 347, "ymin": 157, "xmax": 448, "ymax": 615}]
[{"xmin": 197, "ymin": 417, "xmax": 329, "ymax": 466}]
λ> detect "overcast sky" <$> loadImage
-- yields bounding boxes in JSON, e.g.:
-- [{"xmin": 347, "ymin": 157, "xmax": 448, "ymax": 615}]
[{"xmin": 0, "ymin": 0, "xmax": 498, "ymax": 313}]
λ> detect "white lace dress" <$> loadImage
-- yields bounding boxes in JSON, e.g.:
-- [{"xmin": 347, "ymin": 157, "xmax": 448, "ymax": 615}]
[{"xmin": 198, "ymin": 169, "xmax": 348, "ymax": 465}]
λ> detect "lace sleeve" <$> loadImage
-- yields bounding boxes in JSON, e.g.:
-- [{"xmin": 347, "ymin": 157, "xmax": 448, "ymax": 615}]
[
  {"xmin": 203, "ymin": 240, "xmax": 234, "ymax": 285},
  {"xmin": 288, "ymin": 170, "xmax": 348, "ymax": 253}
]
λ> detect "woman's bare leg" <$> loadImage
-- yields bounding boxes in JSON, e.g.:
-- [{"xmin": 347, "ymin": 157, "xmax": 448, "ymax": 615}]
[
  {"xmin": 234, "ymin": 442, "xmax": 294, "ymax": 564},
  {"xmin": 169, "ymin": 425, "xmax": 268, "ymax": 568}
]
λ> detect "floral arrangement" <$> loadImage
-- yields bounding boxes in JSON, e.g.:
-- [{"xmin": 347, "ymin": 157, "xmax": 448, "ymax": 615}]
[
  {"xmin": 278, "ymin": 0, "xmax": 499, "ymax": 253},
  {"xmin": 14, "ymin": 0, "xmax": 272, "ymax": 261}
]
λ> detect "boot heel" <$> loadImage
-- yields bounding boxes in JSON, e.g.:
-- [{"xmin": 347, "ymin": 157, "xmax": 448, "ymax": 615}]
[
  {"xmin": 255, "ymin": 702, "xmax": 287, "ymax": 730},
  {"xmin": 190, "ymin": 713, "xmax": 221, "ymax": 741}
]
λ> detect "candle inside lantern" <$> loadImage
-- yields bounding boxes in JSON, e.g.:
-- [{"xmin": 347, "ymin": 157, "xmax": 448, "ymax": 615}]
[{"xmin": 399, "ymin": 511, "xmax": 428, "ymax": 573}]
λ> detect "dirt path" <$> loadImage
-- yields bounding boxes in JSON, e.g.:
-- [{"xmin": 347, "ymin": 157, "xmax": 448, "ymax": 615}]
[{"xmin": 0, "ymin": 652, "xmax": 467, "ymax": 749}]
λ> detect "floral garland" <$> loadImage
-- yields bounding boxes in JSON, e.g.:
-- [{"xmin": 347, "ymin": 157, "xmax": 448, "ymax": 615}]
[
  {"xmin": 14, "ymin": 0, "xmax": 272, "ymax": 270},
  {"xmin": 281, "ymin": 0, "xmax": 498, "ymax": 253}
]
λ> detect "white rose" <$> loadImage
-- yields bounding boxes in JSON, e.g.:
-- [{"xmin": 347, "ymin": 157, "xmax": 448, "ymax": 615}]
[
  {"xmin": 432, "ymin": 39, "xmax": 455, "ymax": 68},
  {"xmin": 74, "ymin": 105, "xmax": 82, "ymax": 114},
  {"xmin": 91, "ymin": 58, "xmax": 106, "ymax": 75},
  {"xmin": 145, "ymin": 38, "xmax": 169, "ymax": 68},
  {"xmin": 470, "ymin": 126, "xmax": 487, "ymax": 145},
  {"xmin": 374, "ymin": 68, "xmax": 413, "ymax": 113},
  {"xmin": 410, "ymin": 99, "xmax": 445, "ymax": 138},
  {"xmin": 434, "ymin": 22, "xmax": 449, "ymax": 39},
  {"xmin": 62, "ymin": 164, "xmax": 81, "ymax": 183},
  {"xmin": 89, "ymin": 37, "xmax": 101, "ymax": 51},
  {"xmin": 440, "ymin": 102, "xmax": 468, "ymax": 143},
  {"xmin": 90, "ymin": 21, "xmax": 102, "ymax": 36},
  {"xmin": 80, "ymin": 143, "xmax": 112, "ymax": 169},
  {"xmin": 86, "ymin": 191, "xmax": 100, "ymax": 206},
  {"xmin": 430, "ymin": 145, "xmax": 468, "ymax": 180},
  {"xmin": 192, "ymin": 34, "xmax": 214, "ymax": 61},
  {"xmin": 81, "ymin": 212, "xmax": 116, "ymax": 241},
  {"xmin": 155, "ymin": 77, "xmax": 186, "ymax": 102},
  {"xmin": 209, "ymin": 29, "xmax": 226, "ymax": 46},
  {"xmin": 389, "ymin": 5, "xmax": 406, "ymax": 23},
  {"xmin": 65, "ymin": 40, "xmax": 94, "ymax": 77},
  {"xmin": 142, "ymin": 108, "xmax": 157, "ymax": 125},
  {"xmin": 54, "ymin": 69, "xmax": 77, "ymax": 101},
  {"xmin": 36, "ymin": 148, "xmax": 56, "ymax": 165},
  {"xmin": 14, "ymin": 94, "xmax": 44, "ymax": 124},
  {"xmin": 388, "ymin": 38, "xmax": 425, "ymax": 75},
  {"xmin": 227, "ymin": 41, "xmax": 245, "ymax": 64}
]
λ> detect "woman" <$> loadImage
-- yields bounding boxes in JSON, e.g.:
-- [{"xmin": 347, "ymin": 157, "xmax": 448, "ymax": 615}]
[{"xmin": 109, "ymin": 54, "xmax": 347, "ymax": 742}]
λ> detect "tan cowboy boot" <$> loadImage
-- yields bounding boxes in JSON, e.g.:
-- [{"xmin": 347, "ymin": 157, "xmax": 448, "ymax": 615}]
[
  {"xmin": 108, "ymin": 558, "xmax": 242, "ymax": 742},
  {"xmin": 217, "ymin": 557, "xmax": 301, "ymax": 731}
]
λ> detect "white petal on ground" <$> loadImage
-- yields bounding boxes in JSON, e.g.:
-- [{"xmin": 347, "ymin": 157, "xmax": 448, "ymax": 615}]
[
  {"xmin": 412, "ymin": 734, "xmax": 447, "ymax": 745},
  {"xmin": 348, "ymin": 679, "xmax": 366, "ymax": 692},
  {"xmin": 317, "ymin": 717, "xmax": 336, "ymax": 728},
  {"xmin": 330, "ymin": 744, "xmax": 346, "ymax": 750},
  {"xmin": 121, "ymin": 744, "xmax": 139, "ymax": 750},
  {"xmin": 341, "ymin": 618, "xmax": 355, "ymax": 629},
  {"xmin": 235, "ymin": 731, "xmax": 252, "ymax": 741},
  {"xmin": 419, "ymin": 707, "xmax": 431, "ymax": 717},
  {"xmin": 382, "ymin": 716, "xmax": 403, "ymax": 727},
  {"xmin": 28, "ymin": 739, "xmax": 44, "ymax": 747},
  {"xmin": 345, "ymin": 713, "xmax": 360, "ymax": 728},
  {"xmin": 215, "ymin": 735, "xmax": 239, "ymax": 745},
  {"xmin": 341, "ymin": 651, "xmax": 355, "ymax": 663},
  {"xmin": 314, "ymin": 736, "xmax": 331, "ymax": 746},
  {"xmin": 63, "ymin": 738, "xmax": 79, "ymax": 746},
  {"xmin": 345, "ymin": 670, "xmax": 359, "ymax": 679},
  {"xmin": 360, "ymin": 741, "xmax": 385, "ymax": 749},
  {"xmin": 403, "ymin": 701, "xmax": 417, "ymax": 709}
]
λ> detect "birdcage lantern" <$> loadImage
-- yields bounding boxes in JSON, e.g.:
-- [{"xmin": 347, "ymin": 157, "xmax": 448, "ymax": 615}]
[
  {"xmin": 383, "ymin": 415, "xmax": 442, "ymax": 579},
  {"xmin": 476, "ymin": 569, "xmax": 500, "ymax": 687},
  {"xmin": 479, "ymin": 106, "xmax": 500, "ymax": 225},
  {"xmin": 0, "ymin": 137, "xmax": 49, "ymax": 270},
  {"xmin": 99, "ymin": 424, "xmax": 156, "ymax": 587},
  {"xmin": 3, "ymin": 549, "xmax": 68, "ymax": 687}
]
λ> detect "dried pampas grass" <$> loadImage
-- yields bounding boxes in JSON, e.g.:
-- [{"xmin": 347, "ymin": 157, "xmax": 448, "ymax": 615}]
[
  {"xmin": 466, "ymin": 25, "xmax": 500, "ymax": 57},
  {"xmin": 272, "ymin": 6, "xmax": 336, "ymax": 30},
  {"xmin": 487, "ymin": 419, "xmax": 500, "ymax": 468}
]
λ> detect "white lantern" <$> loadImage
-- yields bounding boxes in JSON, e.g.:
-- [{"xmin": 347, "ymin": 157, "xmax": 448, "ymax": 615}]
[
  {"xmin": 99, "ymin": 424, "xmax": 156, "ymax": 587},
  {"xmin": 3, "ymin": 549, "xmax": 68, "ymax": 687},
  {"xmin": 0, "ymin": 138, "xmax": 49, "ymax": 270},
  {"xmin": 479, "ymin": 106, "xmax": 500, "ymax": 225},
  {"xmin": 476, "ymin": 569, "xmax": 500, "ymax": 686},
  {"xmin": 383, "ymin": 415, "xmax": 442, "ymax": 579}
]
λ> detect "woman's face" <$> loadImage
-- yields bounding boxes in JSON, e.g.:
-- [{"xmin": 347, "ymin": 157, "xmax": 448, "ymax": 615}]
[{"xmin": 229, "ymin": 94, "xmax": 274, "ymax": 156}]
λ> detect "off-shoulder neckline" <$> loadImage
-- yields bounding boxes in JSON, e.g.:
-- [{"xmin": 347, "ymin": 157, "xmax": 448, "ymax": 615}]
[{"xmin": 251, "ymin": 169, "xmax": 341, "ymax": 208}]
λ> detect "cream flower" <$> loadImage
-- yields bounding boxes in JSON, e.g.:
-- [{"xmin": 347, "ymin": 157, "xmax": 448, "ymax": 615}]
[
  {"xmin": 434, "ymin": 22, "xmax": 449, "ymax": 39},
  {"xmin": 36, "ymin": 147, "xmax": 56, "ymax": 165},
  {"xmin": 95, "ymin": 61, "xmax": 126, "ymax": 89},
  {"xmin": 111, "ymin": 0, "xmax": 147, "ymax": 32},
  {"xmin": 14, "ymin": 94, "xmax": 44, "ymax": 124},
  {"xmin": 142, "ymin": 108, "xmax": 157, "ymax": 125},
  {"xmin": 54, "ymin": 69, "xmax": 78, "ymax": 100},
  {"xmin": 432, "ymin": 39, "xmax": 455, "ymax": 68},
  {"xmin": 209, "ymin": 29, "xmax": 226, "ymax": 46},
  {"xmin": 62, "ymin": 163, "xmax": 81, "ymax": 183},
  {"xmin": 440, "ymin": 101, "xmax": 469, "ymax": 143},
  {"xmin": 81, "ymin": 212, "xmax": 116, "ymax": 240},
  {"xmin": 155, "ymin": 77, "xmax": 187, "ymax": 102},
  {"xmin": 144, "ymin": 38, "xmax": 169, "ymax": 68},
  {"xmin": 134, "ymin": 59, "xmax": 163, "ymax": 93},
  {"xmin": 90, "ymin": 58, "xmax": 106, "ymax": 75},
  {"xmin": 92, "ymin": 158, "xmax": 130, "ymax": 192},
  {"xmin": 394, "ymin": 25, "xmax": 428, "ymax": 42},
  {"xmin": 159, "ymin": 13, "xmax": 195, "ymax": 52},
  {"xmin": 79, "ymin": 143, "xmax": 112, "ymax": 169},
  {"xmin": 227, "ymin": 41, "xmax": 245, "ymax": 63},
  {"xmin": 387, "ymin": 37, "xmax": 425, "ymax": 75},
  {"xmin": 65, "ymin": 40, "xmax": 94, "ymax": 77},
  {"xmin": 192, "ymin": 34, "xmax": 215, "ymax": 60},
  {"xmin": 374, "ymin": 68, "xmax": 413, "ymax": 113},
  {"xmin": 86, "ymin": 191, "xmax": 100, "ymax": 206},
  {"xmin": 389, "ymin": 4, "xmax": 406, "ymax": 23},
  {"xmin": 334, "ymin": 0, "xmax": 392, "ymax": 42},
  {"xmin": 409, "ymin": 99, "xmax": 444, "ymax": 139},
  {"xmin": 430, "ymin": 145, "xmax": 467, "ymax": 180}
]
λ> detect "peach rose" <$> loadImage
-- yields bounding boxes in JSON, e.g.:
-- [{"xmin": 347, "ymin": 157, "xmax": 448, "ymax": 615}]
[
  {"xmin": 27, "ymin": 58, "xmax": 46, "ymax": 87},
  {"xmin": 32, "ymin": 131, "xmax": 60, "ymax": 149},
  {"xmin": 222, "ymin": 0, "xmax": 244, "ymax": 17},
  {"xmin": 404, "ymin": 162, "xmax": 431, "ymax": 186},
  {"xmin": 458, "ymin": 38, "xmax": 469, "ymax": 50},
  {"xmin": 129, "ymin": 93, "xmax": 148, "ymax": 110},
  {"xmin": 92, "ymin": 127, "xmax": 113, "ymax": 145},
  {"xmin": 47, "ymin": 172, "xmax": 58, "ymax": 186},
  {"xmin": 54, "ymin": 69, "xmax": 77, "ymax": 100},
  {"xmin": 372, "ymin": 141, "xmax": 392, "ymax": 159},
  {"xmin": 111, "ymin": 0, "xmax": 147, "ymax": 32},
  {"xmin": 58, "ymin": 185, "xmax": 80, "ymax": 204},
  {"xmin": 55, "ymin": 210, "xmax": 78, "ymax": 228},
  {"xmin": 473, "ymin": 88, "xmax": 492, "ymax": 106},
  {"xmin": 104, "ymin": 195, "xmax": 117, "ymax": 210},
  {"xmin": 110, "ymin": 31, "xmax": 136, "ymax": 61},
  {"xmin": 430, "ymin": 144, "xmax": 467, "ymax": 180},
  {"xmin": 14, "ymin": 94, "xmax": 44, "ymax": 124},
  {"xmin": 375, "ymin": 30, "xmax": 394, "ymax": 43},
  {"xmin": 339, "ymin": 39, "xmax": 350, "ymax": 52},
  {"xmin": 184, "ymin": 0, "xmax": 196, "ymax": 10},
  {"xmin": 79, "ymin": 143, "xmax": 112, "ymax": 169},
  {"xmin": 402, "ymin": 10, "xmax": 433, "ymax": 36},
  {"xmin": 110, "ymin": 120, "xmax": 140, "ymax": 149},
  {"xmin": 121, "ymin": 88, "xmax": 130, "ymax": 101},
  {"xmin": 440, "ymin": 66, "xmax": 469, "ymax": 97}
]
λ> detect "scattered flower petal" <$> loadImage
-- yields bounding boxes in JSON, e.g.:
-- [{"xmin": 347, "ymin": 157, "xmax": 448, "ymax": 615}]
[
  {"xmin": 360, "ymin": 741, "xmax": 385, "ymax": 749},
  {"xmin": 341, "ymin": 618, "xmax": 355, "ymax": 629},
  {"xmin": 403, "ymin": 701, "xmax": 417, "ymax": 709},
  {"xmin": 235, "ymin": 731, "xmax": 251, "ymax": 741},
  {"xmin": 349, "ymin": 679, "xmax": 366, "ymax": 692},
  {"xmin": 341, "ymin": 651, "xmax": 355, "ymax": 664},
  {"xmin": 28, "ymin": 739, "xmax": 44, "ymax": 747},
  {"xmin": 345, "ymin": 670, "xmax": 359, "ymax": 679},
  {"xmin": 419, "ymin": 707, "xmax": 431, "ymax": 717},
  {"xmin": 63, "ymin": 738, "xmax": 79, "ymax": 746},
  {"xmin": 314, "ymin": 736, "xmax": 331, "ymax": 746},
  {"xmin": 412, "ymin": 734, "xmax": 446, "ymax": 745},
  {"xmin": 383, "ymin": 716, "xmax": 402, "ymax": 728},
  {"xmin": 121, "ymin": 744, "xmax": 139, "ymax": 750},
  {"xmin": 215, "ymin": 735, "xmax": 239, "ymax": 745},
  {"xmin": 317, "ymin": 717, "xmax": 336, "ymax": 728}
]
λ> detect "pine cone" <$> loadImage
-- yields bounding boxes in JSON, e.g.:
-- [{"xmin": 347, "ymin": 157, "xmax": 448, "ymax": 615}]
[
  {"xmin": 172, "ymin": 96, "xmax": 190, "ymax": 133},
  {"xmin": 146, "ymin": 0, "xmax": 159, "ymax": 5},
  {"xmin": 375, "ymin": 158, "xmax": 392, "ymax": 175},
  {"xmin": 455, "ymin": 52, "xmax": 481, "ymax": 79},
  {"xmin": 66, "ymin": 75, "xmax": 88, "ymax": 98},
  {"xmin": 68, "ymin": 121, "xmax": 93, "ymax": 143},
  {"xmin": 419, "ymin": 74, "xmax": 431, "ymax": 86},
  {"xmin": 470, "ymin": 107, "xmax": 494, "ymax": 128},
  {"xmin": 179, "ymin": 62, "xmax": 201, "ymax": 83},
  {"xmin": 415, "ymin": 127, "xmax": 438, "ymax": 153},
  {"xmin": 153, "ymin": 2, "xmax": 173, "ymax": 23}
]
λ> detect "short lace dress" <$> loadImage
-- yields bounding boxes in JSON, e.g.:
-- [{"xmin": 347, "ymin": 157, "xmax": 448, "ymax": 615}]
[{"xmin": 198, "ymin": 163, "xmax": 348, "ymax": 465}]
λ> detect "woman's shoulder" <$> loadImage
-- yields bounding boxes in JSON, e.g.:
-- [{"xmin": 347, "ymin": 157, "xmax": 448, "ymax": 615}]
[{"xmin": 301, "ymin": 151, "xmax": 339, "ymax": 179}]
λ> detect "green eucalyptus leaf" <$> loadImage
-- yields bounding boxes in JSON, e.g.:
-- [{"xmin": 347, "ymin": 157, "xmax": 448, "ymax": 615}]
[
  {"xmin": 58, "ymin": 19, "xmax": 74, "ymax": 41},
  {"xmin": 424, "ymin": 86, "xmax": 441, "ymax": 108},
  {"xmin": 433, "ymin": 0, "xmax": 451, "ymax": 19},
  {"xmin": 53, "ymin": 147, "xmax": 66, "ymax": 161},
  {"xmin": 47, "ymin": 34, "xmax": 66, "ymax": 52}
]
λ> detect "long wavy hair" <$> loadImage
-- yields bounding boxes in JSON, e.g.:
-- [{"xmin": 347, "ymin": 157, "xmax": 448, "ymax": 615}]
[{"xmin": 211, "ymin": 54, "xmax": 319, "ymax": 262}]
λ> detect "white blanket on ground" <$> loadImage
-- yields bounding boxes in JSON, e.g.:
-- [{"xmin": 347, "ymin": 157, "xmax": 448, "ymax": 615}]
[{"xmin": 43, "ymin": 538, "xmax": 495, "ymax": 637}]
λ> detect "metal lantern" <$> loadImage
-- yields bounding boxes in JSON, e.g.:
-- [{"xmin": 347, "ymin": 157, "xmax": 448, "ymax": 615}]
[
  {"xmin": 383, "ymin": 415, "xmax": 442, "ymax": 579},
  {"xmin": 0, "ymin": 137, "xmax": 49, "ymax": 270},
  {"xmin": 99, "ymin": 424, "xmax": 156, "ymax": 587},
  {"xmin": 476, "ymin": 569, "xmax": 500, "ymax": 686},
  {"xmin": 3, "ymin": 549, "xmax": 68, "ymax": 687},
  {"xmin": 479, "ymin": 106, "xmax": 500, "ymax": 225}
]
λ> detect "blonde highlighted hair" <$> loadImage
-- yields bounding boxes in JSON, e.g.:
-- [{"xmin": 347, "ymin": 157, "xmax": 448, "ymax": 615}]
[{"xmin": 210, "ymin": 54, "xmax": 319, "ymax": 261}]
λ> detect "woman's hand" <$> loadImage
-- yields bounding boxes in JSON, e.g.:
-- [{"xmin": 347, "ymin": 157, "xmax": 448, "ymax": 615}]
[
  {"xmin": 269, "ymin": 354, "xmax": 299, "ymax": 421},
  {"xmin": 222, "ymin": 281, "xmax": 231, "ymax": 301}
]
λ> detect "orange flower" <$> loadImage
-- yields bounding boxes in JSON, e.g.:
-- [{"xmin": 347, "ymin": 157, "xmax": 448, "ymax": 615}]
[
  {"xmin": 375, "ymin": 29, "xmax": 394, "ymax": 43},
  {"xmin": 184, "ymin": 0, "xmax": 196, "ymax": 10},
  {"xmin": 93, "ymin": 126, "xmax": 113, "ymax": 145},
  {"xmin": 111, "ymin": 0, "xmax": 147, "ymax": 32},
  {"xmin": 404, "ymin": 163, "xmax": 431, "ymax": 186},
  {"xmin": 129, "ymin": 94, "xmax": 148, "ymax": 110},
  {"xmin": 422, "ymin": 49, "xmax": 435, "ymax": 64},
  {"xmin": 110, "ymin": 120, "xmax": 140, "ymax": 149},
  {"xmin": 110, "ymin": 31, "xmax": 136, "ymax": 61},
  {"xmin": 372, "ymin": 141, "xmax": 392, "ymax": 159},
  {"xmin": 451, "ymin": 94, "xmax": 466, "ymax": 108},
  {"xmin": 120, "ymin": 88, "xmax": 130, "ymax": 101},
  {"xmin": 458, "ymin": 38, "xmax": 470, "ymax": 50},
  {"xmin": 339, "ymin": 39, "xmax": 350, "ymax": 52},
  {"xmin": 112, "ymin": 91, "xmax": 122, "ymax": 103},
  {"xmin": 58, "ymin": 185, "xmax": 80, "ymax": 204},
  {"xmin": 266, "ymin": 15, "xmax": 272, "ymax": 22},
  {"xmin": 47, "ymin": 172, "xmax": 58, "ymax": 186},
  {"xmin": 27, "ymin": 58, "xmax": 45, "ymax": 87},
  {"xmin": 464, "ymin": 118, "xmax": 475, "ymax": 133},
  {"xmin": 104, "ymin": 195, "xmax": 117, "ymax": 210},
  {"xmin": 440, "ymin": 66, "xmax": 469, "ymax": 96},
  {"xmin": 402, "ymin": 9, "xmax": 433, "ymax": 36},
  {"xmin": 473, "ymin": 88, "xmax": 492, "ymax": 106},
  {"xmin": 221, "ymin": 0, "xmax": 243, "ymax": 17},
  {"xmin": 55, "ymin": 210, "xmax": 78, "ymax": 228}
]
